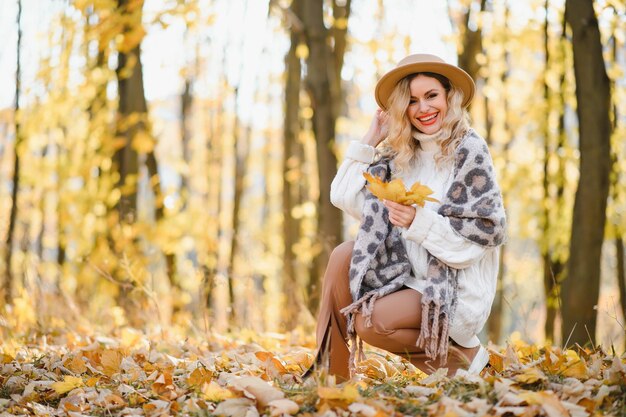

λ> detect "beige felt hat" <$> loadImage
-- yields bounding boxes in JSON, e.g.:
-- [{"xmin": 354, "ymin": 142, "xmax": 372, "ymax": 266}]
[{"xmin": 374, "ymin": 53, "xmax": 475, "ymax": 110}]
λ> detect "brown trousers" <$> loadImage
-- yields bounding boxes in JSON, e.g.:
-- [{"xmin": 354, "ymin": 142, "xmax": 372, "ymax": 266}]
[{"xmin": 315, "ymin": 241, "xmax": 477, "ymax": 381}]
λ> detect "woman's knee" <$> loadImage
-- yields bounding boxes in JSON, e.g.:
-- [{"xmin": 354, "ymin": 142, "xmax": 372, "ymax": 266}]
[
  {"xmin": 354, "ymin": 313, "xmax": 394, "ymax": 347},
  {"xmin": 323, "ymin": 241, "xmax": 354, "ymax": 286},
  {"xmin": 329, "ymin": 241, "xmax": 355, "ymax": 263}
]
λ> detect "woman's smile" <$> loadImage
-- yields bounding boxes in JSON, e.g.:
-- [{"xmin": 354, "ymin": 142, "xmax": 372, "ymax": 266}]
[
  {"xmin": 417, "ymin": 111, "xmax": 439, "ymax": 125},
  {"xmin": 406, "ymin": 75, "xmax": 448, "ymax": 135}
]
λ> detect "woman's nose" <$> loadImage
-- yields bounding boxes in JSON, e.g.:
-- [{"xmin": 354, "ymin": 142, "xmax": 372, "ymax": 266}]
[{"xmin": 418, "ymin": 100, "xmax": 430, "ymax": 112}]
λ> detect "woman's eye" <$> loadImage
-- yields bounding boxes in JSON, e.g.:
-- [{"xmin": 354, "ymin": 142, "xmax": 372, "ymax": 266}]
[{"xmin": 427, "ymin": 94, "xmax": 437, "ymax": 99}]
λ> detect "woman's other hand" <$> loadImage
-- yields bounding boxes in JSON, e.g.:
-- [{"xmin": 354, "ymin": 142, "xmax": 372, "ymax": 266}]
[
  {"xmin": 362, "ymin": 109, "xmax": 389, "ymax": 147},
  {"xmin": 383, "ymin": 200, "xmax": 416, "ymax": 228}
]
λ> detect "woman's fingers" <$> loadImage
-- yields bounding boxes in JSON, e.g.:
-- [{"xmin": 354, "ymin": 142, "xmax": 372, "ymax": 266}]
[{"xmin": 383, "ymin": 200, "xmax": 416, "ymax": 228}]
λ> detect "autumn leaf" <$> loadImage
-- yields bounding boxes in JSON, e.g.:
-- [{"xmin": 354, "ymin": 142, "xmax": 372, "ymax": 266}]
[
  {"xmin": 348, "ymin": 402, "xmax": 379, "ymax": 417},
  {"xmin": 255, "ymin": 351, "xmax": 288, "ymax": 377},
  {"xmin": 356, "ymin": 356, "xmax": 401, "ymax": 380},
  {"xmin": 100, "ymin": 349, "xmax": 123, "ymax": 376},
  {"xmin": 229, "ymin": 375, "xmax": 284, "ymax": 407},
  {"xmin": 363, "ymin": 173, "xmax": 406, "ymax": 203},
  {"xmin": 268, "ymin": 399, "xmax": 300, "ymax": 416},
  {"xmin": 52, "ymin": 376, "xmax": 84, "ymax": 394},
  {"xmin": 213, "ymin": 397, "xmax": 256, "ymax": 417},
  {"xmin": 187, "ymin": 367, "xmax": 213, "ymax": 387},
  {"xmin": 515, "ymin": 367, "xmax": 547, "ymax": 384},
  {"xmin": 65, "ymin": 356, "xmax": 87, "ymax": 374},
  {"xmin": 403, "ymin": 181, "xmax": 441, "ymax": 206},
  {"xmin": 561, "ymin": 350, "xmax": 588, "ymax": 379},
  {"xmin": 518, "ymin": 391, "xmax": 570, "ymax": 417},
  {"xmin": 201, "ymin": 381, "xmax": 234, "ymax": 402},
  {"xmin": 363, "ymin": 173, "xmax": 439, "ymax": 207},
  {"xmin": 317, "ymin": 384, "xmax": 360, "ymax": 402}
]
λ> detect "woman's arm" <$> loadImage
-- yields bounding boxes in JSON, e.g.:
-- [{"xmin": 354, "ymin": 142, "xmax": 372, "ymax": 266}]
[
  {"xmin": 402, "ymin": 208, "xmax": 488, "ymax": 269},
  {"xmin": 330, "ymin": 142, "xmax": 375, "ymax": 221},
  {"xmin": 331, "ymin": 110, "xmax": 389, "ymax": 220}
]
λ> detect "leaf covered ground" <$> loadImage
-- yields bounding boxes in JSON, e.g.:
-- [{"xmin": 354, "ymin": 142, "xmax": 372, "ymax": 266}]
[{"xmin": 0, "ymin": 328, "xmax": 625, "ymax": 417}]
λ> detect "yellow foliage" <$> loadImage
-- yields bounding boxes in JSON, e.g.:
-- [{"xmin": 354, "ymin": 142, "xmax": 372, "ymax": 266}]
[
  {"xmin": 296, "ymin": 43, "xmax": 309, "ymax": 59},
  {"xmin": 187, "ymin": 367, "xmax": 213, "ymax": 387},
  {"xmin": 518, "ymin": 391, "xmax": 569, "ymax": 417},
  {"xmin": 100, "ymin": 349, "xmax": 123, "ymax": 376},
  {"xmin": 52, "ymin": 376, "xmax": 84, "ymax": 394},
  {"xmin": 363, "ymin": 173, "xmax": 439, "ymax": 207},
  {"xmin": 317, "ymin": 384, "xmax": 360, "ymax": 402},
  {"xmin": 561, "ymin": 350, "xmax": 588, "ymax": 378},
  {"xmin": 131, "ymin": 131, "xmax": 155, "ymax": 153},
  {"xmin": 515, "ymin": 367, "xmax": 546, "ymax": 384},
  {"xmin": 201, "ymin": 381, "xmax": 234, "ymax": 402}
]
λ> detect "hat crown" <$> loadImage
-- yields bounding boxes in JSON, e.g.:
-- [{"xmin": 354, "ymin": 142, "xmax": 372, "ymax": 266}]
[
  {"xmin": 374, "ymin": 53, "xmax": 475, "ymax": 109},
  {"xmin": 397, "ymin": 53, "xmax": 445, "ymax": 68}
]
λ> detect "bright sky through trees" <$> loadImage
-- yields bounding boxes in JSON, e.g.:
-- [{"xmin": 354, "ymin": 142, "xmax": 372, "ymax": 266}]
[{"xmin": 0, "ymin": 0, "xmax": 454, "ymax": 114}]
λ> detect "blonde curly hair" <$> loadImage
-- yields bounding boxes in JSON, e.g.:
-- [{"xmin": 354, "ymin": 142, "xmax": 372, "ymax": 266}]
[{"xmin": 379, "ymin": 73, "xmax": 470, "ymax": 175}]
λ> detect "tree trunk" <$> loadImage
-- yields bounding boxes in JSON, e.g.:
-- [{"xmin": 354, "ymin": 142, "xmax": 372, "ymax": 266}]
[
  {"xmin": 226, "ymin": 86, "xmax": 247, "ymax": 328},
  {"xmin": 203, "ymin": 77, "xmax": 226, "ymax": 315},
  {"xmin": 146, "ymin": 150, "xmax": 177, "ymax": 292},
  {"xmin": 561, "ymin": 0, "xmax": 612, "ymax": 347},
  {"xmin": 541, "ymin": 0, "xmax": 560, "ymax": 343},
  {"xmin": 482, "ymin": 0, "xmax": 501, "ymax": 343},
  {"xmin": 282, "ymin": 0, "xmax": 304, "ymax": 330},
  {"xmin": 4, "ymin": 0, "xmax": 23, "ymax": 306},
  {"xmin": 113, "ymin": 0, "xmax": 150, "ymax": 324},
  {"xmin": 457, "ymin": 0, "xmax": 487, "ymax": 86},
  {"xmin": 330, "ymin": 0, "xmax": 351, "ymax": 117},
  {"xmin": 618, "ymin": 237, "xmax": 626, "ymax": 320},
  {"xmin": 180, "ymin": 78, "xmax": 193, "ymax": 199},
  {"xmin": 609, "ymin": 31, "xmax": 625, "ymax": 324},
  {"xmin": 302, "ymin": 0, "xmax": 346, "ymax": 315},
  {"xmin": 114, "ymin": 32, "xmax": 142, "ymax": 227}
]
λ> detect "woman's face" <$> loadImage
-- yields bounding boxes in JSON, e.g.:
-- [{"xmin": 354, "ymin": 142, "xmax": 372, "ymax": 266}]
[{"xmin": 406, "ymin": 75, "xmax": 448, "ymax": 135}]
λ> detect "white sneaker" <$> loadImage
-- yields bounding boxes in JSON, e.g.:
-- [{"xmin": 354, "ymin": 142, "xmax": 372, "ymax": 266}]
[{"xmin": 466, "ymin": 345, "xmax": 490, "ymax": 375}]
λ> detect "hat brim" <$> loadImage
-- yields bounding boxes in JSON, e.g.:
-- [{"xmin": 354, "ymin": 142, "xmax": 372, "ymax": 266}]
[{"xmin": 375, "ymin": 62, "xmax": 475, "ymax": 110}]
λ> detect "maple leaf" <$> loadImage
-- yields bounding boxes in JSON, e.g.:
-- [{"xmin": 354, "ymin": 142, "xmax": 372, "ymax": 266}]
[
  {"xmin": 201, "ymin": 381, "xmax": 234, "ymax": 402},
  {"xmin": 187, "ymin": 367, "xmax": 213, "ymax": 387},
  {"xmin": 363, "ymin": 173, "xmax": 439, "ymax": 207},
  {"xmin": 213, "ymin": 398, "xmax": 256, "ymax": 417},
  {"xmin": 268, "ymin": 399, "xmax": 299, "ymax": 416},
  {"xmin": 52, "ymin": 376, "xmax": 84, "ymax": 394},
  {"xmin": 560, "ymin": 350, "xmax": 588, "ymax": 379},
  {"xmin": 100, "ymin": 349, "xmax": 123, "ymax": 377},
  {"xmin": 317, "ymin": 384, "xmax": 360, "ymax": 402},
  {"xmin": 229, "ymin": 376, "xmax": 284, "ymax": 408},
  {"xmin": 403, "ymin": 181, "xmax": 441, "ymax": 206},
  {"xmin": 515, "ymin": 367, "xmax": 547, "ymax": 384},
  {"xmin": 518, "ymin": 391, "xmax": 569, "ymax": 417}
]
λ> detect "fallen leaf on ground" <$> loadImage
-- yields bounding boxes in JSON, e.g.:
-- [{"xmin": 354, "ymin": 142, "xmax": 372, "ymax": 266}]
[{"xmin": 52, "ymin": 376, "xmax": 84, "ymax": 394}]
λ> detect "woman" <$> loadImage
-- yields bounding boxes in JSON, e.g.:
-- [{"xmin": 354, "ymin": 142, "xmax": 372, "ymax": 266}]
[{"xmin": 309, "ymin": 54, "xmax": 506, "ymax": 381}]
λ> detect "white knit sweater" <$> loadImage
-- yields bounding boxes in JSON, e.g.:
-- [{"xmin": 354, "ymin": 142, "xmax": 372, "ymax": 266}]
[{"xmin": 330, "ymin": 135, "xmax": 500, "ymax": 348}]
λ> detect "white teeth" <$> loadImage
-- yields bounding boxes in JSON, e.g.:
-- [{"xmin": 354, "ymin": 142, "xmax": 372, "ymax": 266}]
[{"xmin": 419, "ymin": 113, "xmax": 437, "ymax": 122}]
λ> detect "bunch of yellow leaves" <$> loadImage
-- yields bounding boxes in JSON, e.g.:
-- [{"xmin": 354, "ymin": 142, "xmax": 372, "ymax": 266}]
[{"xmin": 363, "ymin": 173, "xmax": 439, "ymax": 207}]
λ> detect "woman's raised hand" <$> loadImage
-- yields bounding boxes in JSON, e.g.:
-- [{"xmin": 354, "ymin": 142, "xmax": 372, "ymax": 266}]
[
  {"xmin": 383, "ymin": 200, "xmax": 416, "ymax": 228},
  {"xmin": 362, "ymin": 109, "xmax": 389, "ymax": 147}
]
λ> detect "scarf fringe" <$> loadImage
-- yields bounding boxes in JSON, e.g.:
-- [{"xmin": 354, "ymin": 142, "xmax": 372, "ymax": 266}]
[
  {"xmin": 415, "ymin": 301, "xmax": 451, "ymax": 365},
  {"xmin": 340, "ymin": 291, "xmax": 383, "ymax": 376}
]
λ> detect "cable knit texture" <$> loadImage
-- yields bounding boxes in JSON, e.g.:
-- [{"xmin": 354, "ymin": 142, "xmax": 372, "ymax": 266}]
[{"xmin": 330, "ymin": 129, "xmax": 506, "ymax": 370}]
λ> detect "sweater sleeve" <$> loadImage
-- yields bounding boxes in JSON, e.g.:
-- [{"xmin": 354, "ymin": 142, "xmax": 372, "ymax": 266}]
[
  {"xmin": 401, "ymin": 208, "xmax": 488, "ymax": 269},
  {"xmin": 330, "ymin": 141, "xmax": 376, "ymax": 221}
]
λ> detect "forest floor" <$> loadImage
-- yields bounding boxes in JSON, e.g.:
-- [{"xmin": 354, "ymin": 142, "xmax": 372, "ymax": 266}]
[{"xmin": 0, "ymin": 327, "xmax": 625, "ymax": 417}]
